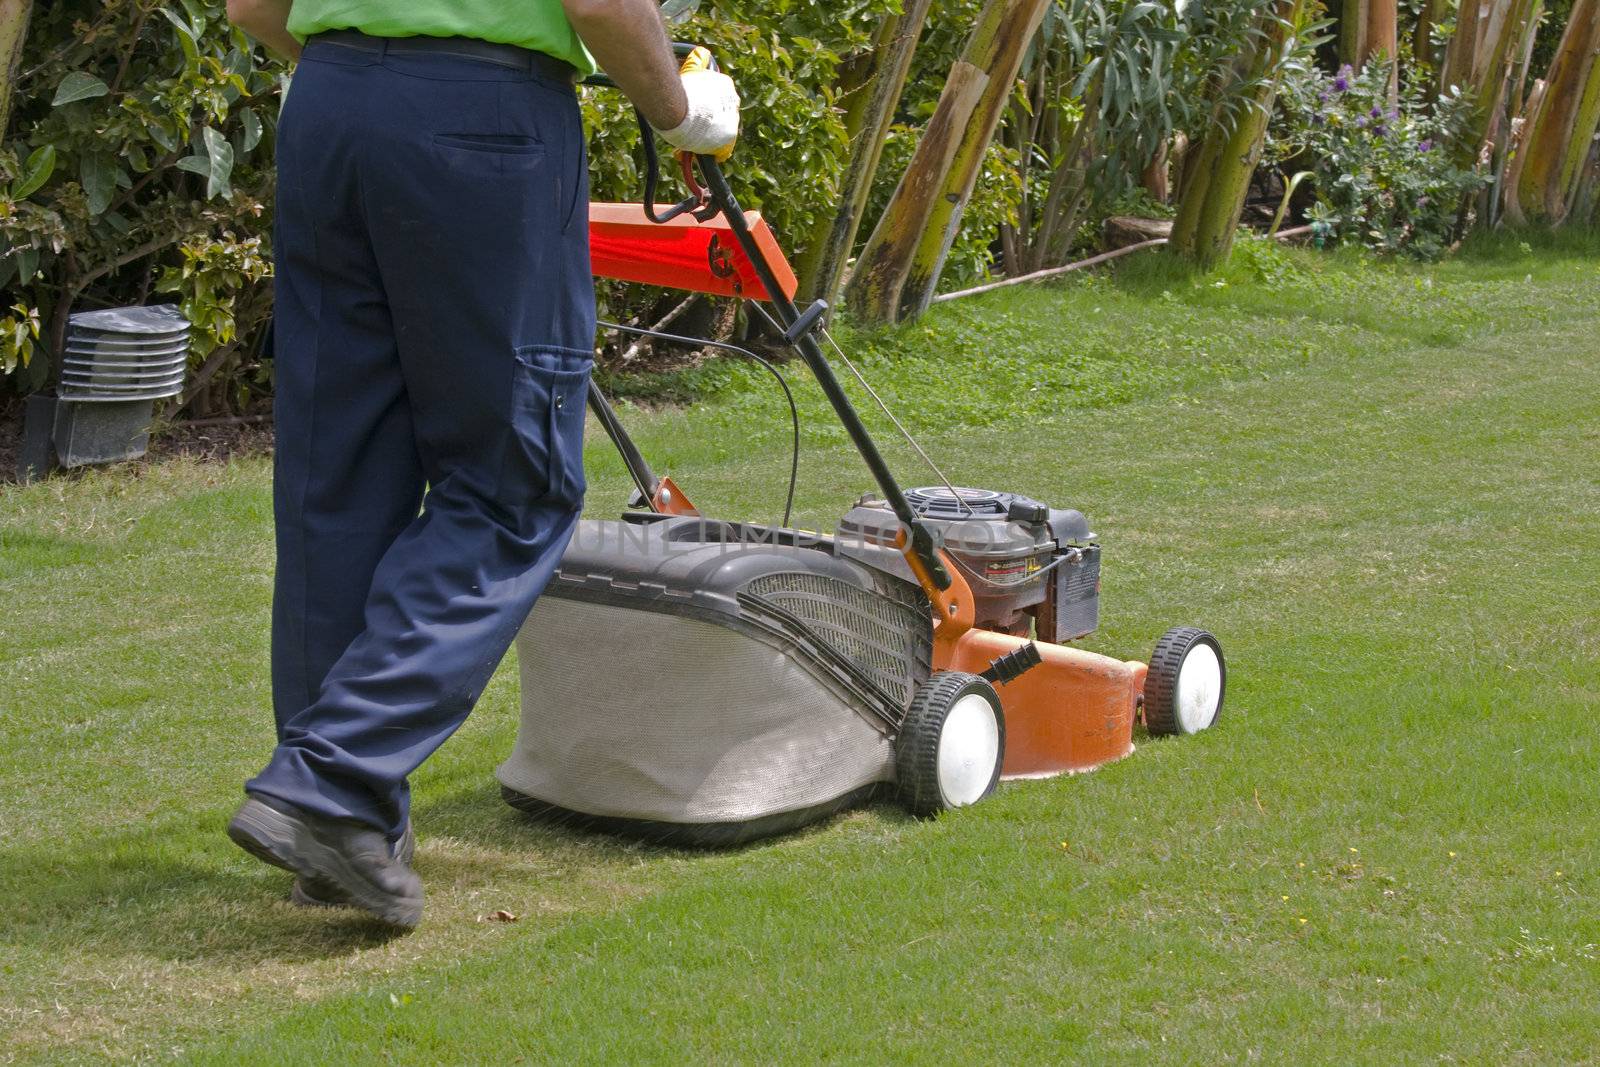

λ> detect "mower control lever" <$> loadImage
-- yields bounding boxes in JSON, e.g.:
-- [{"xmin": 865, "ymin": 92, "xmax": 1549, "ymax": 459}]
[
  {"xmin": 782, "ymin": 300, "xmax": 829, "ymax": 345},
  {"xmin": 637, "ymin": 111, "xmax": 710, "ymax": 224}
]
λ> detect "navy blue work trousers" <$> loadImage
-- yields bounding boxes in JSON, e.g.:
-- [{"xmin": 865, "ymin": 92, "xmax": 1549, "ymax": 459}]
[{"xmin": 247, "ymin": 38, "xmax": 595, "ymax": 842}]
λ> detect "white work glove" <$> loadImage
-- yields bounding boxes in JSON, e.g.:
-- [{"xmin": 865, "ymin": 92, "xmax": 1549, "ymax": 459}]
[{"xmin": 654, "ymin": 49, "xmax": 740, "ymax": 161}]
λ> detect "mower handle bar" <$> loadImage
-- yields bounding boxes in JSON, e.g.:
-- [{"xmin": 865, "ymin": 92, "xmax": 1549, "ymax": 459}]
[{"xmin": 583, "ymin": 46, "xmax": 953, "ymax": 591}]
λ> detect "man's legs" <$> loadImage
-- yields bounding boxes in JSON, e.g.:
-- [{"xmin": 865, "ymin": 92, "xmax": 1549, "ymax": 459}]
[
  {"xmin": 246, "ymin": 43, "xmax": 594, "ymax": 848},
  {"xmin": 269, "ymin": 53, "xmax": 424, "ymax": 742}
]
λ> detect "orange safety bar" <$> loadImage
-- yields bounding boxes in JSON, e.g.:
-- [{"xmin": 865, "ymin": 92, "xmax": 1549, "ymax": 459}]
[{"xmin": 589, "ymin": 203, "xmax": 799, "ymax": 302}]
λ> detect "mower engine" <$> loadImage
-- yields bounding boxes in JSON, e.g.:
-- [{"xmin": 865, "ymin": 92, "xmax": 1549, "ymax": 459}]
[{"xmin": 837, "ymin": 486, "xmax": 1102, "ymax": 642}]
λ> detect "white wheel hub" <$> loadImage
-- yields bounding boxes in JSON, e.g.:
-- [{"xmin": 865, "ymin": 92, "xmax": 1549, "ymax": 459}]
[
  {"xmin": 1175, "ymin": 641, "xmax": 1222, "ymax": 733},
  {"xmin": 937, "ymin": 692, "xmax": 1001, "ymax": 805}
]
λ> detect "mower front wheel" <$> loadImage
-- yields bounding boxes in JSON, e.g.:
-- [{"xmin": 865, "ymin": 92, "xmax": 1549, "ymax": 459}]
[
  {"xmin": 896, "ymin": 672, "xmax": 1005, "ymax": 817},
  {"xmin": 1144, "ymin": 626, "xmax": 1226, "ymax": 736}
]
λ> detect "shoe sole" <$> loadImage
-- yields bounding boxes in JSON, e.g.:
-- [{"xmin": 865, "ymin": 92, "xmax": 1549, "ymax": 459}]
[
  {"xmin": 289, "ymin": 879, "xmax": 345, "ymax": 908},
  {"xmin": 228, "ymin": 799, "xmax": 423, "ymax": 929}
]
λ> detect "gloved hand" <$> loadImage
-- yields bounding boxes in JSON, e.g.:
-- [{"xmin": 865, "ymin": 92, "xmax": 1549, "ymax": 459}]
[{"xmin": 654, "ymin": 47, "xmax": 740, "ymax": 161}]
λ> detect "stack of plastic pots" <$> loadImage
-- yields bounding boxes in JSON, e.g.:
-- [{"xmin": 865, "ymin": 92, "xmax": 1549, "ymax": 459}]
[{"xmin": 58, "ymin": 304, "xmax": 191, "ymax": 402}]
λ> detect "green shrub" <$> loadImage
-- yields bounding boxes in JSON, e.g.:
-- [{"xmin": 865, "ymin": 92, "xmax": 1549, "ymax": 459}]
[
  {"xmin": 1268, "ymin": 60, "xmax": 1489, "ymax": 259},
  {"xmin": 1, "ymin": 0, "xmax": 279, "ymax": 414},
  {"xmin": 1, "ymin": 0, "xmax": 924, "ymax": 397}
]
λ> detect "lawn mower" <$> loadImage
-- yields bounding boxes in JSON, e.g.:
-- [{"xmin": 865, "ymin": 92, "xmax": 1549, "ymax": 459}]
[{"xmin": 496, "ymin": 48, "xmax": 1226, "ymax": 845}]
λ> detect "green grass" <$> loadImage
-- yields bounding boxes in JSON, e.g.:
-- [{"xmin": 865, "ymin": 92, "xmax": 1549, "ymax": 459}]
[{"xmin": 3, "ymin": 234, "xmax": 1598, "ymax": 1062}]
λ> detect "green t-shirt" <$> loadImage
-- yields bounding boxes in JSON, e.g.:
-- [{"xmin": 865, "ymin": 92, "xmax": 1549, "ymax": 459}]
[{"xmin": 287, "ymin": 0, "xmax": 596, "ymax": 75}]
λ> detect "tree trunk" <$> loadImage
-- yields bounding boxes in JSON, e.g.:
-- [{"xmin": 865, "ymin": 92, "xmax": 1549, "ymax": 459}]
[
  {"xmin": 1023, "ymin": 95, "xmax": 1098, "ymax": 272},
  {"xmin": 1363, "ymin": 0, "xmax": 1399, "ymax": 98},
  {"xmin": 1340, "ymin": 0, "xmax": 1397, "ymax": 96},
  {"xmin": 897, "ymin": 0, "xmax": 1049, "ymax": 319},
  {"xmin": 0, "ymin": 0, "xmax": 33, "ymax": 137},
  {"xmin": 1168, "ymin": 99, "xmax": 1263, "ymax": 270},
  {"xmin": 1141, "ymin": 139, "xmax": 1170, "ymax": 205},
  {"xmin": 1170, "ymin": 1, "xmax": 1303, "ymax": 270},
  {"xmin": 1340, "ymin": 0, "xmax": 1368, "ymax": 69},
  {"xmin": 1575, "ymin": 136, "xmax": 1600, "ymax": 222},
  {"xmin": 1442, "ymin": 0, "xmax": 1546, "ymax": 161},
  {"xmin": 846, "ymin": 0, "xmax": 1047, "ymax": 324},
  {"xmin": 1485, "ymin": 4, "xmax": 1547, "ymax": 225},
  {"xmin": 999, "ymin": 50, "xmax": 1055, "ymax": 275},
  {"xmin": 1503, "ymin": 0, "xmax": 1600, "ymax": 225},
  {"xmin": 1169, "ymin": 130, "xmax": 1194, "ymax": 204},
  {"xmin": 1415, "ymin": 0, "xmax": 1445, "ymax": 71},
  {"xmin": 793, "ymin": 0, "xmax": 932, "ymax": 307},
  {"xmin": 844, "ymin": 63, "xmax": 986, "ymax": 322}
]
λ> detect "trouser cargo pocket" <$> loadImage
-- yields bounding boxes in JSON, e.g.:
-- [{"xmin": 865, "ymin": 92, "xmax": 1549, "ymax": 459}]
[{"xmin": 501, "ymin": 345, "xmax": 592, "ymax": 515}]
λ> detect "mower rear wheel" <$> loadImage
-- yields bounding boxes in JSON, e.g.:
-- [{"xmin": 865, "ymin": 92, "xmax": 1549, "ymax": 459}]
[
  {"xmin": 1144, "ymin": 626, "xmax": 1226, "ymax": 736},
  {"xmin": 896, "ymin": 672, "xmax": 1005, "ymax": 816}
]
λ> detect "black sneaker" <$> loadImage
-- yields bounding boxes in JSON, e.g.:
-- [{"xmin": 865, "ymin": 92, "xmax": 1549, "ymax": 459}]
[
  {"xmin": 290, "ymin": 820, "xmax": 416, "ymax": 909},
  {"xmin": 228, "ymin": 794, "xmax": 423, "ymax": 929}
]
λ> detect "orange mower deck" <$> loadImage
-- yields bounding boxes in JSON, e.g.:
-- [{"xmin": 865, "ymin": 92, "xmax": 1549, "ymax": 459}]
[
  {"xmin": 902, "ymin": 537, "xmax": 1145, "ymax": 778},
  {"xmin": 940, "ymin": 631, "xmax": 1144, "ymax": 777}
]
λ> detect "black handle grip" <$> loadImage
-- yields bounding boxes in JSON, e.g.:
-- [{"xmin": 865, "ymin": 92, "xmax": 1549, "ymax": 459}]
[
  {"xmin": 586, "ymin": 42, "xmax": 722, "ymax": 224},
  {"xmin": 636, "ymin": 111, "xmax": 708, "ymax": 224}
]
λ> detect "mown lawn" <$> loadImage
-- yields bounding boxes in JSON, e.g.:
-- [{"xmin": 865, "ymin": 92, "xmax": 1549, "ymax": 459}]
[{"xmin": 2, "ymin": 233, "xmax": 1597, "ymax": 1063}]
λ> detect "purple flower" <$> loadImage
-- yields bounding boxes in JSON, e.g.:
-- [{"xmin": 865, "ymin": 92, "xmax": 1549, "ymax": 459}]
[
  {"xmin": 1333, "ymin": 65, "xmax": 1353, "ymax": 92},
  {"xmin": 1357, "ymin": 115, "xmax": 1369, "ymax": 128},
  {"xmin": 1418, "ymin": 139, "xmax": 1433, "ymax": 152},
  {"xmin": 1374, "ymin": 124, "xmax": 1388, "ymax": 137},
  {"xmin": 1370, "ymin": 105, "xmax": 1384, "ymax": 119},
  {"xmin": 1318, "ymin": 89, "xmax": 1332, "ymax": 103}
]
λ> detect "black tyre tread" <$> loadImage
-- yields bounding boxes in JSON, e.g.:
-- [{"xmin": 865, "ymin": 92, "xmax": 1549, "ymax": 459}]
[
  {"xmin": 896, "ymin": 671, "xmax": 1004, "ymax": 817},
  {"xmin": 1144, "ymin": 625, "xmax": 1224, "ymax": 736}
]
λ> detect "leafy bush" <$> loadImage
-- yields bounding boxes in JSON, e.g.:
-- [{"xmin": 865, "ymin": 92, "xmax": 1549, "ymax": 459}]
[
  {"xmin": 1, "ymin": 0, "xmax": 279, "ymax": 414},
  {"xmin": 2, "ymin": 0, "xmax": 917, "ymax": 397},
  {"xmin": 1268, "ymin": 60, "xmax": 1490, "ymax": 259},
  {"xmin": 6, "ymin": 0, "xmax": 1524, "ymax": 416}
]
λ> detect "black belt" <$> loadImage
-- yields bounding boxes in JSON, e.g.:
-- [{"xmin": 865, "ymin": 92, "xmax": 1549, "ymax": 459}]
[{"xmin": 308, "ymin": 29, "xmax": 579, "ymax": 82}]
